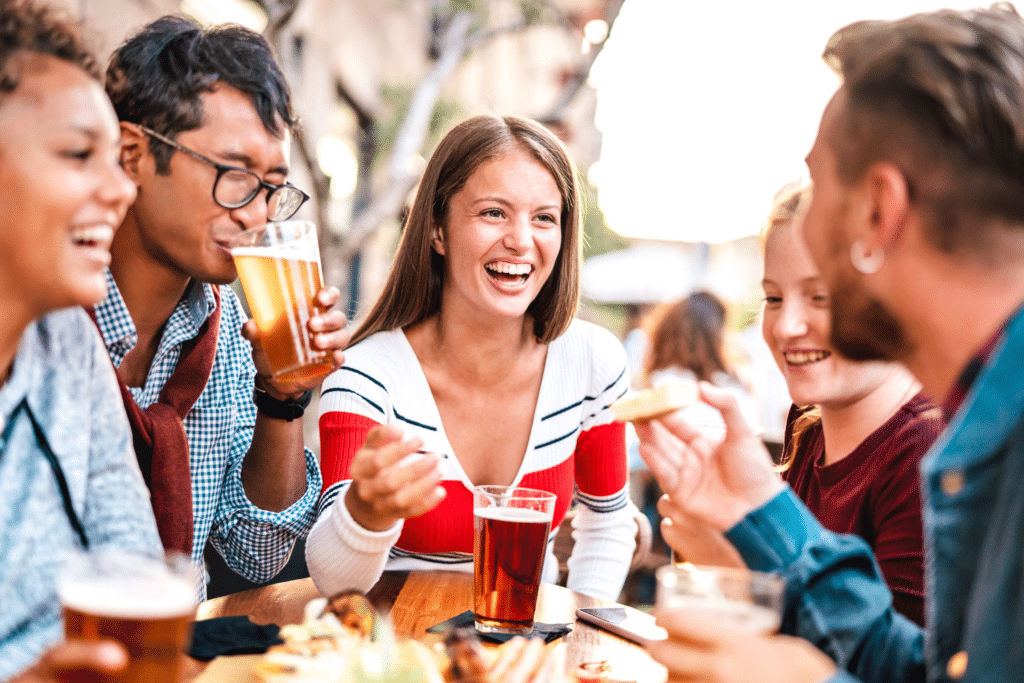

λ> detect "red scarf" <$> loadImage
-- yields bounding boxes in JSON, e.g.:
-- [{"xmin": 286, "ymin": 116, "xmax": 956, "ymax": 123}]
[{"xmin": 88, "ymin": 286, "xmax": 221, "ymax": 554}]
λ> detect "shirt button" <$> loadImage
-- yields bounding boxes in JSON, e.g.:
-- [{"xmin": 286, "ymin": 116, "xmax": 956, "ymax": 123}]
[
  {"xmin": 947, "ymin": 650, "xmax": 968, "ymax": 679},
  {"xmin": 941, "ymin": 470, "xmax": 964, "ymax": 496}
]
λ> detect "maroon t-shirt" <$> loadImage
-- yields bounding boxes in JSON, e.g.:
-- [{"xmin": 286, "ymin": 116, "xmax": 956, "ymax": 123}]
[{"xmin": 782, "ymin": 392, "xmax": 941, "ymax": 626}]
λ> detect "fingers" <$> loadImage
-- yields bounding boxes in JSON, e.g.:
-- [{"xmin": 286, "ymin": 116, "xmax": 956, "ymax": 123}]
[
  {"xmin": 347, "ymin": 427, "xmax": 447, "ymax": 529},
  {"xmin": 35, "ymin": 639, "xmax": 128, "ymax": 678},
  {"xmin": 314, "ymin": 285, "xmax": 342, "ymax": 310},
  {"xmin": 697, "ymin": 382, "xmax": 752, "ymax": 435},
  {"xmin": 659, "ymin": 504, "xmax": 746, "ymax": 567},
  {"xmin": 309, "ymin": 309, "xmax": 350, "ymax": 352}
]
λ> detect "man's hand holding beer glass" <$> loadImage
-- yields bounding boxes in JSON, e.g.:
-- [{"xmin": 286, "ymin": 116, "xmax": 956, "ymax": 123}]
[
  {"xmin": 240, "ymin": 283, "xmax": 348, "ymax": 400},
  {"xmin": 634, "ymin": 384, "xmax": 835, "ymax": 683}
]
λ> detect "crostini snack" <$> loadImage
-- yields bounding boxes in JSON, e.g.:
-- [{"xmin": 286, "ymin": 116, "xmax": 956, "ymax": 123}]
[{"xmin": 611, "ymin": 381, "xmax": 699, "ymax": 423}]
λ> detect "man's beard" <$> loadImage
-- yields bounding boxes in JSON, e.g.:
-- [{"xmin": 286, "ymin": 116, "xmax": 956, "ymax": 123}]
[{"xmin": 828, "ymin": 274, "xmax": 912, "ymax": 362}]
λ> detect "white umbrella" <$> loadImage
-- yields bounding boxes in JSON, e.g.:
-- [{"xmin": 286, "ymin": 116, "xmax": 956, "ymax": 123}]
[{"xmin": 582, "ymin": 242, "xmax": 704, "ymax": 304}]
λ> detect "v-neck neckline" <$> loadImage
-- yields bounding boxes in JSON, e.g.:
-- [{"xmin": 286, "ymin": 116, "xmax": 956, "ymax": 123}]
[{"xmin": 394, "ymin": 327, "xmax": 554, "ymax": 491}]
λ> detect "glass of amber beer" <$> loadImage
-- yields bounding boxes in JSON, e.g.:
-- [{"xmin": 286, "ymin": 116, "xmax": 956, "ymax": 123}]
[
  {"xmin": 229, "ymin": 219, "xmax": 333, "ymax": 383},
  {"xmin": 58, "ymin": 550, "xmax": 197, "ymax": 683},
  {"xmin": 655, "ymin": 564, "xmax": 784, "ymax": 635},
  {"xmin": 473, "ymin": 485, "xmax": 557, "ymax": 634}
]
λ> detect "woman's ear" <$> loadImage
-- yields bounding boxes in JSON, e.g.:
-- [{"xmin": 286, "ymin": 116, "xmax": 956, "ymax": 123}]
[
  {"xmin": 431, "ymin": 227, "xmax": 445, "ymax": 256},
  {"xmin": 118, "ymin": 122, "xmax": 145, "ymax": 181}
]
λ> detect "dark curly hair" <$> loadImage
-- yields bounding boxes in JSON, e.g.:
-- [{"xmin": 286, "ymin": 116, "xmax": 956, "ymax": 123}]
[
  {"xmin": 105, "ymin": 15, "xmax": 297, "ymax": 174},
  {"xmin": 0, "ymin": 0, "xmax": 100, "ymax": 96}
]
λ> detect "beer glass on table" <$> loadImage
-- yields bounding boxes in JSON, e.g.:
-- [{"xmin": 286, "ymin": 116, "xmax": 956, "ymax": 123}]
[
  {"xmin": 655, "ymin": 564, "xmax": 784, "ymax": 635},
  {"xmin": 58, "ymin": 550, "xmax": 197, "ymax": 683},
  {"xmin": 473, "ymin": 485, "xmax": 557, "ymax": 634},
  {"xmin": 229, "ymin": 219, "xmax": 333, "ymax": 383}
]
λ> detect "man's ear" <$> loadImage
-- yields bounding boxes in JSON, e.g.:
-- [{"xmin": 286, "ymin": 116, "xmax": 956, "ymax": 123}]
[
  {"xmin": 118, "ymin": 122, "xmax": 145, "ymax": 181},
  {"xmin": 431, "ymin": 226, "xmax": 445, "ymax": 256},
  {"xmin": 865, "ymin": 161, "xmax": 910, "ymax": 250}
]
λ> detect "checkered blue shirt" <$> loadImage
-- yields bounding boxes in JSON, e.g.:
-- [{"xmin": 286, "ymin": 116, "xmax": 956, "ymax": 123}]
[{"xmin": 93, "ymin": 271, "xmax": 321, "ymax": 599}]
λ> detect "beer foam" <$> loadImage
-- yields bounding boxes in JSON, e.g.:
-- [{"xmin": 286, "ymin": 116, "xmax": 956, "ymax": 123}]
[
  {"xmin": 473, "ymin": 506, "xmax": 551, "ymax": 523},
  {"xmin": 60, "ymin": 575, "xmax": 195, "ymax": 619},
  {"xmin": 230, "ymin": 244, "xmax": 318, "ymax": 261}
]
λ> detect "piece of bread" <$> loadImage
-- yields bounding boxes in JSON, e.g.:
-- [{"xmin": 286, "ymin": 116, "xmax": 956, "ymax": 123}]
[{"xmin": 612, "ymin": 381, "xmax": 699, "ymax": 423}]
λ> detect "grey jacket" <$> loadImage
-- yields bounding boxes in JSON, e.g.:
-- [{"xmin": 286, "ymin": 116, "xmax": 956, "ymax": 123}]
[{"xmin": 0, "ymin": 308, "xmax": 162, "ymax": 680}]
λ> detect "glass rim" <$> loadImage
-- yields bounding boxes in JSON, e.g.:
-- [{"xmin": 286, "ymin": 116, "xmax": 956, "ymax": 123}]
[
  {"xmin": 656, "ymin": 563, "xmax": 784, "ymax": 589},
  {"xmin": 227, "ymin": 218, "xmax": 318, "ymax": 251},
  {"xmin": 472, "ymin": 484, "xmax": 557, "ymax": 501}
]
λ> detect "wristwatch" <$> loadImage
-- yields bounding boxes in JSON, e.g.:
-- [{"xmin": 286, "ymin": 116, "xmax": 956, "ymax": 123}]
[{"xmin": 253, "ymin": 386, "xmax": 313, "ymax": 422}]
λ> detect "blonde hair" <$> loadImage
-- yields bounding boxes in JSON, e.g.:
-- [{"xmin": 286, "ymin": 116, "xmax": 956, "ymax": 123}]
[{"xmin": 760, "ymin": 182, "xmax": 820, "ymax": 472}]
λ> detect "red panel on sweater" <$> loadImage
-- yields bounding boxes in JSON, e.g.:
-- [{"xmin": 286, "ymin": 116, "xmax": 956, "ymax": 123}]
[
  {"xmin": 573, "ymin": 422, "xmax": 628, "ymax": 496},
  {"xmin": 318, "ymin": 411, "xmax": 379, "ymax": 495}
]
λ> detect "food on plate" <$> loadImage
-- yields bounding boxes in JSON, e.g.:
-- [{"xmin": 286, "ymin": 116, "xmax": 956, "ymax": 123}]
[
  {"xmin": 611, "ymin": 381, "xmax": 699, "ymax": 423},
  {"xmin": 253, "ymin": 594, "xmax": 573, "ymax": 683}
]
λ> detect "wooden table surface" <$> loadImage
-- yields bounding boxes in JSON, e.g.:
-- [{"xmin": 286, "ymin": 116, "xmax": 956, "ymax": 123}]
[{"xmin": 185, "ymin": 571, "xmax": 667, "ymax": 682}]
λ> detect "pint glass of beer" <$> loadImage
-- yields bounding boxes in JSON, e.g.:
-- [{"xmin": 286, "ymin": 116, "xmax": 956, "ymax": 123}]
[
  {"xmin": 473, "ymin": 485, "xmax": 557, "ymax": 634},
  {"xmin": 655, "ymin": 564, "xmax": 784, "ymax": 635},
  {"xmin": 59, "ymin": 550, "xmax": 197, "ymax": 683},
  {"xmin": 229, "ymin": 219, "xmax": 333, "ymax": 383}
]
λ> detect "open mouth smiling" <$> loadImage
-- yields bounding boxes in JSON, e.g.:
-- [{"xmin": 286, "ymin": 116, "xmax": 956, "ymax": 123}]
[
  {"xmin": 71, "ymin": 224, "xmax": 114, "ymax": 250},
  {"xmin": 784, "ymin": 349, "xmax": 831, "ymax": 366},
  {"xmin": 485, "ymin": 261, "xmax": 533, "ymax": 286}
]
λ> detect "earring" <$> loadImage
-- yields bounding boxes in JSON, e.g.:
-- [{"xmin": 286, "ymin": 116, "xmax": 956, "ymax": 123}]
[{"xmin": 850, "ymin": 239, "xmax": 884, "ymax": 274}]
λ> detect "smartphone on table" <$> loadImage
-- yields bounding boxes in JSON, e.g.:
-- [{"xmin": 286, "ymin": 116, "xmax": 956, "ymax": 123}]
[{"xmin": 575, "ymin": 606, "xmax": 667, "ymax": 645}]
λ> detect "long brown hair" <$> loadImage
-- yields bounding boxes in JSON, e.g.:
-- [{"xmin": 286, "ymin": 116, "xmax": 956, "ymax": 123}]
[
  {"xmin": 349, "ymin": 114, "xmax": 582, "ymax": 347},
  {"xmin": 643, "ymin": 291, "xmax": 732, "ymax": 384}
]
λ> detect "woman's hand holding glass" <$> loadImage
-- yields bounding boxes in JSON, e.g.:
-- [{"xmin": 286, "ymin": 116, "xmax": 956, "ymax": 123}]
[
  {"xmin": 635, "ymin": 382, "xmax": 785, "ymax": 532},
  {"xmin": 345, "ymin": 425, "xmax": 447, "ymax": 532}
]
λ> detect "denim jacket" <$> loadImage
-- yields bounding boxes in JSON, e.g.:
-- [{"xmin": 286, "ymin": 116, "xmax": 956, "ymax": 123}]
[{"xmin": 726, "ymin": 303, "xmax": 1024, "ymax": 683}]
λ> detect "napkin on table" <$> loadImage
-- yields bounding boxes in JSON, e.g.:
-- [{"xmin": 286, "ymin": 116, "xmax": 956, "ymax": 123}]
[
  {"xmin": 426, "ymin": 611, "xmax": 572, "ymax": 644},
  {"xmin": 188, "ymin": 615, "xmax": 283, "ymax": 661}
]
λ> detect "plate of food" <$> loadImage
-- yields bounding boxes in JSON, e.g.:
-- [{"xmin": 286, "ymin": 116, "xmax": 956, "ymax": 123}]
[{"xmin": 252, "ymin": 591, "xmax": 571, "ymax": 683}]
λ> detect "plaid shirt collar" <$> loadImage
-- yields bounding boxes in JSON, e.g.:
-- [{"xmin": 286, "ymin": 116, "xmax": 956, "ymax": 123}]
[
  {"xmin": 94, "ymin": 270, "xmax": 217, "ymax": 365},
  {"xmin": 942, "ymin": 320, "xmax": 1010, "ymax": 422}
]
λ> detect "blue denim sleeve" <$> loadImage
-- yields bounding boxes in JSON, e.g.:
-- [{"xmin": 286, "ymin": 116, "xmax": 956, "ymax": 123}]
[{"xmin": 725, "ymin": 488, "xmax": 925, "ymax": 683}]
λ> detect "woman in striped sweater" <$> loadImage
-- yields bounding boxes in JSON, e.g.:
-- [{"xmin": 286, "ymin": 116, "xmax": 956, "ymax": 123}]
[{"xmin": 305, "ymin": 115, "xmax": 637, "ymax": 601}]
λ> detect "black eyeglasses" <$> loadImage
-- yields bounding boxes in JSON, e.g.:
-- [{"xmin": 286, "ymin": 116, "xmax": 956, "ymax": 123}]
[{"xmin": 137, "ymin": 124, "xmax": 309, "ymax": 222}]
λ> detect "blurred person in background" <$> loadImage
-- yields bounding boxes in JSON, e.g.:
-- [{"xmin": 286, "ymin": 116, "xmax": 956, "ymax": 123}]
[
  {"xmin": 307, "ymin": 114, "xmax": 636, "ymax": 602},
  {"xmin": 96, "ymin": 16, "xmax": 350, "ymax": 599},
  {"xmin": 637, "ymin": 5, "xmax": 1024, "ymax": 682},
  {"xmin": 0, "ymin": 1, "xmax": 162, "ymax": 679},
  {"xmin": 642, "ymin": 290, "xmax": 760, "ymax": 431}
]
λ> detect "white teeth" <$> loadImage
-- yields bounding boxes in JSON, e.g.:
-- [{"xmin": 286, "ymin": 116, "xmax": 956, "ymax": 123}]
[
  {"xmin": 785, "ymin": 350, "xmax": 830, "ymax": 365},
  {"xmin": 486, "ymin": 262, "xmax": 532, "ymax": 275},
  {"xmin": 71, "ymin": 225, "xmax": 113, "ymax": 246}
]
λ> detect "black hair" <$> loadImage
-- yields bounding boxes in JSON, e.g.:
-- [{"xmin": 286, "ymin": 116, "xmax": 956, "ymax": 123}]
[{"xmin": 105, "ymin": 15, "xmax": 297, "ymax": 173}]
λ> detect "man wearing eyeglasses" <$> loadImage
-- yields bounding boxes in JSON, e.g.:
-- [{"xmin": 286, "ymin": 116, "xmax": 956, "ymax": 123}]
[{"xmin": 94, "ymin": 16, "xmax": 349, "ymax": 599}]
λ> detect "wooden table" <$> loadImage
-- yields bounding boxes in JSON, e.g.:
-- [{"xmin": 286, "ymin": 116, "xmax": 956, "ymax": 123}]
[{"xmin": 185, "ymin": 571, "xmax": 667, "ymax": 682}]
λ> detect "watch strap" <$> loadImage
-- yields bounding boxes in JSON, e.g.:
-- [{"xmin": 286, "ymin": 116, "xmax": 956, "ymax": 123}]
[{"xmin": 253, "ymin": 387, "xmax": 313, "ymax": 422}]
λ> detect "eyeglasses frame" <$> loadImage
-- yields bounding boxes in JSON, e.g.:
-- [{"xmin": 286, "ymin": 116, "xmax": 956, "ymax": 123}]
[{"xmin": 134, "ymin": 123, "xmax": 310, "ymax": 220}]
